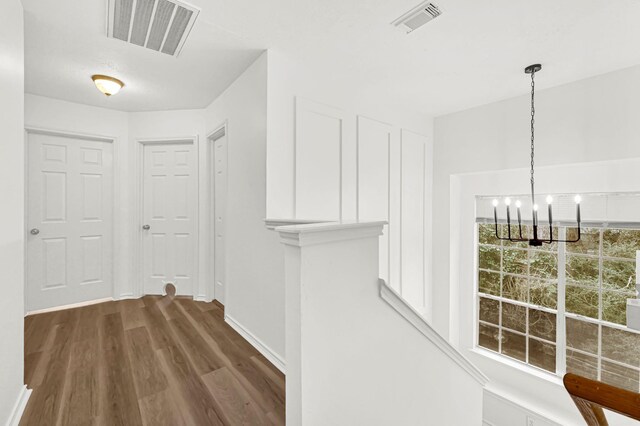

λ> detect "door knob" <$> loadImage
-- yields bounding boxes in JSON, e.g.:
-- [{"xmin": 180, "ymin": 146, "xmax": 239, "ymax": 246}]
[
  {"xmin": 142, "ymin": 224, "xmax": 151, "ymax": 230},
  {"xmin": 30, "ymin": 228, "xmax": 40, "ymax": 235}
]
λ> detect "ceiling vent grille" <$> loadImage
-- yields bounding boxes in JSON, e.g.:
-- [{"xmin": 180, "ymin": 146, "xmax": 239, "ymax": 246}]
[
  {"xmin": 392, "ymin": 1, "xmax": 442, "ymax": 33},
  {"xmin": 107, "ymin": 0, "xmax": 199, "ymax": 57}
]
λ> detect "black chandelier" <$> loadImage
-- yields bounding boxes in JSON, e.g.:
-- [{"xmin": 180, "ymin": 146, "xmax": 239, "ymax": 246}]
[{"xmin": 492, "ymin": 64, "xmax": 582, "ymax": 247}]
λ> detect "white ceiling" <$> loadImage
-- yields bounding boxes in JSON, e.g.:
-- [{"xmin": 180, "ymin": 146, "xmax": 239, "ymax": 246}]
[
  {"xmin": 23, "ymin": 0, "xmax": 640, "ymax": 116},
  {"xmin": 22, "ymin": 0, "xmax": 265, "ymax": 112}
]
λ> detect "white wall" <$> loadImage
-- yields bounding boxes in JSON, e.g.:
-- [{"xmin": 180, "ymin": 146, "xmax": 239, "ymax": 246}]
[
  {"xmin": 21, "ymin": 48, "xmax": 435, "ymax": 381},
  {"xmin": 279, "ymin": 222, "xmax": 486, "ymax": 425},
  {"xmin": 204, "ymin": 52, "xmax": 286, "ymax": 367},
  {"xmin": 456, "ymin": 160, "xmax": 640, "ymax": 426},
  {"xmin": 433, "ymin": 64, "xmax": 640, "ymax": 339},
  {"xmin": 0, "ymin": 0, "xmax": 26, "ymax": 421},
  {"xmin": 433, "ymin": 65, "xmax": 640, "ymax": 425},
  {"xmin": 266, "ymin": 50, "xmax": 434, "ymax": 316},
  {"xmin": 22, "ymin": 57, "xmax": 285, "ymax": 370},
  {"xmin": 24, "ymin": 96, "xmax": 210, "ymax": 304},
  {"xmin": 266, "ymin": 50, "xmax": 434, "ymax": 218}
]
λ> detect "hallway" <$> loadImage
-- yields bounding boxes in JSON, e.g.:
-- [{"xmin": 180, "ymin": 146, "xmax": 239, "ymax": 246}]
[{"xmin": 20, "ymin": 296, "xmax": 285, "ymax": 425}]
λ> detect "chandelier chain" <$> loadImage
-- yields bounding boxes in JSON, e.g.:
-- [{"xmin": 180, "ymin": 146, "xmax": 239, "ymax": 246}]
[{"xmin": 530, "ymin": 68, "xmax": 536, "ymax": 207}]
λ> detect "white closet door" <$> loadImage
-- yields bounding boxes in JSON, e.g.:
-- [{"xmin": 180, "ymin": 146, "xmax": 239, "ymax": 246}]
[
  {"xmin": 26, "ymin": 132, "xmax": 114, "ymax": 311},
  {"xmin": 142, "ymin": 143, "xmax": 197, "ymax": 296}
]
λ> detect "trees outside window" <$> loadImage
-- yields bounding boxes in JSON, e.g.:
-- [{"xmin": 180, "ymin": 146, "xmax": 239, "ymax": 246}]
[{"xmin": 477, "ymin": 224, "xmax": 640, "ymax": 391}]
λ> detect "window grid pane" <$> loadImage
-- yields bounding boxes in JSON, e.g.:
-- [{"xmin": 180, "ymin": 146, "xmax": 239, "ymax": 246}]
[
  {"xmin": 476, "ymin": 224, "xmax": 559, "ymax": 373},
  {"xmin": 477, "ymin": 223, "xmax": 640, "ymax": 386}
]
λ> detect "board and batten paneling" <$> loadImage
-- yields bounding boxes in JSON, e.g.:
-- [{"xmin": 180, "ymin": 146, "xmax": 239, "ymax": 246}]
[
  {"xmin": 400, "ymin": 130, "xmax": 428, "ymax": 311},
  {"xmin": 295, "ymin": 98, "xmax": 349, "ymax": 220},
  {"xmin": 357, "ymin": 116, "xmax": 398, "ymax": 288},
  {"xmin": 295, "ymin": 98, "xmax": 428, "ymax": 312}
]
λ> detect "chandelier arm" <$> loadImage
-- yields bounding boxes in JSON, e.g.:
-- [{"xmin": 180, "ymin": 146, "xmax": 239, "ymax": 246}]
[
  {"xmin": 491, "ymin": 220, "xmax": 528, "ymax": 243},
  {"xmin": 493, "ymin": 218, "xmax": 529, "ymax": 242},
  {"xmin": 555, "ymin": 227, "xmax": 582, "ymax": 243},
  {"xmin": 494, "ymin": 221, "xmax": 501, "ymax": 240},
  {"xmin": 554, "ymin": 237, "xmax": 582, "ymax": 243},
  {"xmin": 536, "ymin": 225, "xmax": 582, "ymax": 244},
  {"xmin": 499, "ymin": 237, "xmax": 529, "ymax": 243}
]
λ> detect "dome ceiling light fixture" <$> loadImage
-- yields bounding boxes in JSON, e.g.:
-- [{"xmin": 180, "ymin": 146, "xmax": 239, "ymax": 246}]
[
  {"xmin": 492, "ymin": 64, "xmax": 582, "ymax": 247},
  {"xmin": 91, "ymin": 74, "xmax": 124, "ymax": 97}
]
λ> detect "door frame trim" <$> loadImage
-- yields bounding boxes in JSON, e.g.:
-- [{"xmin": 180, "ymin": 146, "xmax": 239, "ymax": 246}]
[
  {"xmin": 24, "ymin": 126, "xmax": 118, "ymax": 311},
  {"xmin": 206, "ymin": 121, "xmax": 228, "ymax": 303},
  {"xmin": 133, "ymin": 136, "xmax": 200, "ymax": 298},
  {"xmin": 25, "ymin": 126, "xmax": 116, "ymax": 143}
]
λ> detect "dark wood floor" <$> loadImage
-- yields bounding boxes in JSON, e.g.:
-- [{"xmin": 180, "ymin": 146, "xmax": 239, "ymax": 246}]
[{"xmin": 21, "ymin": 296, "xmax": 285, "ymax": 425}]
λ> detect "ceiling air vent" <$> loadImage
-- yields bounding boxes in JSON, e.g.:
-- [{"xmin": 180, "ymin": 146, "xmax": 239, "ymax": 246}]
[
  {"xmin": 392, "ymin": 1, "xmax": 442, "ymax": 33},
  {"xmin": 107, "ymin": 0, "xmax": 199, "ymax": 57}
]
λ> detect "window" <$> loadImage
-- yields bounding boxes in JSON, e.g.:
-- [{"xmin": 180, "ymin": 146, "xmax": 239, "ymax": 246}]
[{"xmin": 477, "ymin": 223, "xmax": 640, "ymax": 391}]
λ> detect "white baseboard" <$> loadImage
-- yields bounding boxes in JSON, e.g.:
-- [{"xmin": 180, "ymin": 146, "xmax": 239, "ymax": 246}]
[
  {"xmin": 117, "ymin": 293, "xmax": 137, "ymax": 300},
  {"xmin": 5, "ymin": 385, "xmax": 31, "ymax": 426},
  {"xmin": 26, "ymin": 293, "xmax": 212, "ymax": 316},
  {"xmin": 25, "ymin": 297, "xmax": 114, "ymax": 316},
  {"xmin": 224, "ymin": 315, "xmax": 286, "ymax": 374},
  {"xmin": 194, "ymin": 295, "xmax": 213, "ymax": 303}
]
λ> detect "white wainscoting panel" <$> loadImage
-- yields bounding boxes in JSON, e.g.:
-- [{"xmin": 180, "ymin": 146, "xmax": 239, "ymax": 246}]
[
  {"xmin": 400, "ymin": 129, "xmax": 428, "ymax": 311},
  {"xmin": 357, "ymin": 116, "xmax": 397, "ymax": 288},
  {"xmin": 294, "ymin": 99, "xmax": 430, "ymax": 312},
  {"xmin": 295, "ymin": 98, "xmax": 348, "ymax": 220}
]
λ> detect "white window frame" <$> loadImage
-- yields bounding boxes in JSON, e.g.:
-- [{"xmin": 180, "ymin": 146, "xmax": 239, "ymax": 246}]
[{"xmin": 475, "ymin": 219, "xmax": 640, "ymax": 382}]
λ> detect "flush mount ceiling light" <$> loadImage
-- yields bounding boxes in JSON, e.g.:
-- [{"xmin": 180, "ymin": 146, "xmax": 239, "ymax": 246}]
[
  {"xmin": 91, "ymin": 74, "xmax": 124, "ymax": 96},
  {"xmin": 492, "ymin": 64, "xmax": 582, "ymax": 247}
]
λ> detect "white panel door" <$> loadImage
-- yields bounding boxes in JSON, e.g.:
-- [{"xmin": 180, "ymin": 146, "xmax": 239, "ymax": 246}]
[
  {"xmin": 142, "ymin": 143, "xmax": 197, "ymax": 296},
  {"xmin": 357, "ymin": 117, "xmax": 395, "ymax": 286},
  {"xmin": 26, "ymin": 132, "xmax": 113, "ymax": 311},
  {"xmin": 295, "ymin": 98, "xmax": 347, "ymax": 220},
  {"xmin": 212, "ymin": 132, "xmax": 227, "ymax": 303},
  {"xmin": 401, "ymin": 130, "xmax": 427, "ymax": 311}
]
